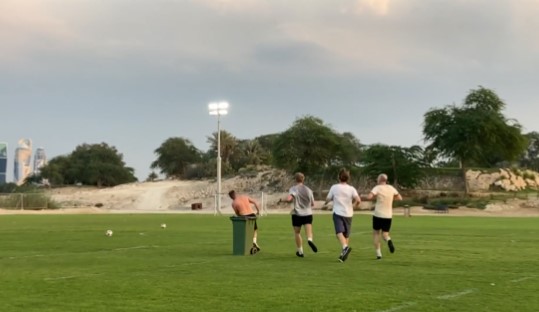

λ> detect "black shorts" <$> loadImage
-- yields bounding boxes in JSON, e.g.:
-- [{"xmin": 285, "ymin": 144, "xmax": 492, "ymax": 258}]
[
  {"xmin": 242, "ymin": 213, "xmax": 258, "ymax": 230},
  {"xmin": 291, "ymin": 214, "xmax": 313, "ymax": 227},
  {"xmin": 333, "ymin": 213, "xmax": 352, "ymax": 238},
  {"xmin": 372, "ymin": 216, "xmax": 392, "ymax": 232}
]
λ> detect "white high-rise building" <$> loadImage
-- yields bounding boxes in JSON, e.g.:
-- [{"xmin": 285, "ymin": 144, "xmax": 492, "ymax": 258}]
[
  {"xmin": 33, "ymin": 147, "xmax": 47, "ymax": 175},
  {"xmin": 14, "ymin": 139, "xmax": 32, "ymax": 185}
]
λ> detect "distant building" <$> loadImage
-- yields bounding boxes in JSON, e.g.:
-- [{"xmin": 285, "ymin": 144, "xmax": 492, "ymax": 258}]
[
  {"xmin": 14, "ymin": 139, "xmax": 32, "ymax": 185},
  {"xmin": 0, "ymin": 142, "xmax": 7, "ymax": 184},
  {"xmin": 33, "ymin": 147, "xmax": 47, "ymax": 175}
]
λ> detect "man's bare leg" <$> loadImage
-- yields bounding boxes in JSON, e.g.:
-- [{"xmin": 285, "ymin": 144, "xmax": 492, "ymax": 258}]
[
  {"xmin": 373, "ymin": 230, "xmax": 382, "ymax": 259},
  {"xmin": 305, "ymin": 224, "xmax": 317, "ymax": 252},
  {"xmin": 294, "ymin": 227, "xmax": 303, "ymax": 257},
  {"xmin": 382, "ymin": 231, "xmax": 395, "ymax": 253}
]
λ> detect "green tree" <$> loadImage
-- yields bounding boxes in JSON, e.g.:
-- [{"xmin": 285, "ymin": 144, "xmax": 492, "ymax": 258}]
[
  {"xmin": 40, "ymin": 143, "xmax": 137, "ymax": 187},
  {"xmin": 423, "ymin": 86, "xmax": 527, "ymax": 193},
  {"xmin": 0, "ymin": 182, "xmax": 17, "ymax": 193},
  {"xmin": 272, "ymin": 116, "xmax": 360, "ymax": 174},
  {"xmin": 229, "ymin": 139, "xmax": 260, "ymax": 171},
  {"xmin": 207, "ymin": 130, "xmax": 238, "ymax": 166},
  {"xmin": 151, "ymin": 137, "xmax": 202, "ymax": 179},
  {"xmin": 39, "ymin": 155, "xmax": 70, "ymax": 185},
  {"xmin": 361, "ymin": 144, "xmax": 426, "ymax": 188},
  {"xmin": 146, "ymin": 171, "xmax": 159, "ymax": 182},
  {"xmin": 520, "ymin": 131, "xmax": 539, "ymax": 171},
  {"xmin": 253, "ymin": 134, "xmax": 279, "ymax": 165}
]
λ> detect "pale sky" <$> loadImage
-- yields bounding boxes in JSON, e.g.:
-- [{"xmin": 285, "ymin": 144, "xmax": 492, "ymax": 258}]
[{"xmin": 1, "ymin": 0, "xmax": 539, "ymax": 181}]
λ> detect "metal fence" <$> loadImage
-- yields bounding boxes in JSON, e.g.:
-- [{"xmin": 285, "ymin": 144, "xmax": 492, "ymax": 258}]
[{"xmin": 0, "ymin": 193, "xmax": 55, "ymax": 210}]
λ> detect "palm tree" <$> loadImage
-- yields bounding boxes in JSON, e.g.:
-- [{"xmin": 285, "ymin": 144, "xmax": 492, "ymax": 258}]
[{"xmin": 207, "ymin": 130, "xmax": 238, "ymax": 165}]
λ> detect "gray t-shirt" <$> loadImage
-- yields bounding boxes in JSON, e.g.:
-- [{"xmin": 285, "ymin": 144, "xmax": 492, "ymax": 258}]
[{"xmin": 289, "ymin": 184, "xmax": 314, "ymax": 216}]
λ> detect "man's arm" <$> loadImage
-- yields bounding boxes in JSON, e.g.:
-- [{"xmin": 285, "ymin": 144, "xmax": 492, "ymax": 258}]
[
  {"xmin": 394, "ymin": 193, "xmax": 403, "ymax": 201},
  {"xmin": 281, "ymin": 194, "xmax": 294, "ymax": 203},
  {"xmin": 360, "ymin": 192, "xmax": 375, "ymax": 201},
  {"xmin": 353, "ymin": 194, "xmax": 361, "ymax": 208},
  {"xmin": 248, "ymin": 197, "xmax": 261, "ymax": 215}
]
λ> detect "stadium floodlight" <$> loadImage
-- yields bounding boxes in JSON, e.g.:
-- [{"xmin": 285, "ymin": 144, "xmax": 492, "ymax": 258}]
[{"xmin": 208, "ymin": 101, "xmax": 229, "ymax": 215}]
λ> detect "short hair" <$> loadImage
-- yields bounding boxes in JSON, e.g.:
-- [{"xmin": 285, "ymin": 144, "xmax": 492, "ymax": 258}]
[
  {"xmin": 338, "ymin": 168, "xmax": 350, "ymax": 182},
  {"xmin": 377, "ymin": 174, "xmax": 388, "ymax": 183},
  {"xmin": 294, "ymin": 172, "xmax": 305, "ymax": 183},
  {"xmin": 228, "ymin": 190, "xmax": 236, "ymax": 199}
]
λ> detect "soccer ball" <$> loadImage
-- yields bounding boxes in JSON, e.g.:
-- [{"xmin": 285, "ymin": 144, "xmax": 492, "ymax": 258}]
[
  {"xmin": 105, "ymin": 230, "xmax": 113, "ymax": 236},
  {"xmin": 161, "ymin": 223, "xmax": 167, "ymax": 229}
]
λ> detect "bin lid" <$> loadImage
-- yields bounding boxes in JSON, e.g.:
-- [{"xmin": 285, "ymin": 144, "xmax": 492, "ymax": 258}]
[{"xmin": 229, "ymin": 216, "xmax": 257, "ymax": 221}]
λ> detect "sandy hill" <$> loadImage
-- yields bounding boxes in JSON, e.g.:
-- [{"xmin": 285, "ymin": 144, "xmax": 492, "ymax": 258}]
[
  {"xmin": 41, "ymin": 176, "xmax": 539, "ymax": 217},
  {"xmin": 46, "ymin": 171, "xmax": 291, "ymax": 213}
]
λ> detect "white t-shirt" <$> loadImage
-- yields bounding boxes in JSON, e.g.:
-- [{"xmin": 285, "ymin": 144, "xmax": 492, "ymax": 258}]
[
  {"xmin": 326, "ymin": 183, "xmax": 359, "ymax": 218},
  {"xmin": 289, "ymin": 184, "xmax": 314, "ymax": 216},
  {"xmin": 371, "ymin": 184, "xmax": 400, "ymax": 219}
]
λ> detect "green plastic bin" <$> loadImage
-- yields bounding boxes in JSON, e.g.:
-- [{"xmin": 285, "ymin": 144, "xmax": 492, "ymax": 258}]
[{"xmin": 229, "ymin": 216, "xmax": 257, "ymax": 255}]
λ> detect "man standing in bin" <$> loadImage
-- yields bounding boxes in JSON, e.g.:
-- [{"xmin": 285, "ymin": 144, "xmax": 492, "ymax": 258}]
[{"xmin": 229, "ymin": 190, "xmax": 261, "ymax": 252}]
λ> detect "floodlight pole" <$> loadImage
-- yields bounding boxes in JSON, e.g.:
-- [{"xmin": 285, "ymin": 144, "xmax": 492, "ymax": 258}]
[
  {"xmin": 209, "ymin": 102, "xmax": 229, "ymax": 215},
  {"xmin": 217, "ymin": 112, "xmax": 222, "ymax": 215}
]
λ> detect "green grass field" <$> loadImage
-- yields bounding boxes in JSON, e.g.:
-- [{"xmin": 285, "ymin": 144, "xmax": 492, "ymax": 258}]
[{"xmin": 1, "ymin": 213, "xmax": 538, "ymax": 312}]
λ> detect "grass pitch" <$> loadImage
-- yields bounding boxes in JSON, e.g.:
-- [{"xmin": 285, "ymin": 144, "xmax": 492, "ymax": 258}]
[{"xmin": 0, "ymin": 213, "xmax": 537, "ymax": 312}]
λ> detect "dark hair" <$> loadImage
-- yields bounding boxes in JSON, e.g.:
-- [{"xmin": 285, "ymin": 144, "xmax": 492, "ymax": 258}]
[
  {"xmin": 338, "ymin": 168, "xmax": 350, "ymax": 182},
  {"xmin": 228, "ymin": 190, "xmax": 236, "ymax": 199}
]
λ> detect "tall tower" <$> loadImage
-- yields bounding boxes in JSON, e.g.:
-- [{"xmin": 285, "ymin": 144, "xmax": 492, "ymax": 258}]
[
  {"xmin": 14, "ymin": 139, "xmax": 32, "ymax": 185},
  {"xmin": 0, "ymin": 142, "xmax": 7, "ymax": 184},
  {"xmin": 33, "ymin": 147, "xmax": 47, "ymax": 175}
]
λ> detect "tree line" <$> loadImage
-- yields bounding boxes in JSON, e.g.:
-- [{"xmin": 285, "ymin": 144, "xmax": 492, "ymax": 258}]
[{"xmin": 14, "ymin": 86, "xmax": 538, "ymax": 192}]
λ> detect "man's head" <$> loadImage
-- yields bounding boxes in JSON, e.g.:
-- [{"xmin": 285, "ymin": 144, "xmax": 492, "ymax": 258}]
[
  {"xmin": 228, "ymin": 190, "xmax": 236, "ymax": 199},
  {"xmin": 338, "ymin": 168, "xmax": 350, "ymax": 183},
  {"xmin": 294, "ymin": 172, "xmax": 305, "ymax": 183},
  {"xmin": 377, "ymin": 173, "xmax": 388, "ymax": 184}
]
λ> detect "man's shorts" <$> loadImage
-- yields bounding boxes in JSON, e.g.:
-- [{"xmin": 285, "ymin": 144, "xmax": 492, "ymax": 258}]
[
  {"xmin": 372, "ymin": 216, "xmax": 392, "ymax": 232},
  {"xmin": 333, "ymin": 213, "xmax": 352, "ymax": 238},
  {"xmin": 291, "ymin": 214, "xmax": 313, "ymax": 227},
  {"xmin": 242, "ymin": 213, "xmax": 258, "ymax": 230}
]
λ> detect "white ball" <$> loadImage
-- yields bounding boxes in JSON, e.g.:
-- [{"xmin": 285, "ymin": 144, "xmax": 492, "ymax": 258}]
[
  {"xmin": 161, "ymin": 223, "xmax": 167, "ymax": 229},
  {"xmin": 105, "ymin": 230, "xmax": 113, "ymax": 236}
]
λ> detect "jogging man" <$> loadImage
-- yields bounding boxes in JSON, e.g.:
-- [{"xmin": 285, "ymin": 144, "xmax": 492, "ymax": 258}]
[
  {"xmin": 281, "ymin": 172, "xmax": 318, "ymax": 258},
  {"xmin": 229, "ymin": 190, "xmax": 261, "ymax": 252},
  {"xmin": 324, "ymin": 168, "xmax": 360, "ymax": 262},
  {"xmin": 362, "ymin": 173, "xmax": 402, "ymax": 260}
]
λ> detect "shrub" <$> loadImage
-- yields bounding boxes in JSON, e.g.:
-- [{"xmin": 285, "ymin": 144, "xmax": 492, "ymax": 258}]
[{"xmin": 522, "ymin": 172, "xmax": 536, "ymax": 180}]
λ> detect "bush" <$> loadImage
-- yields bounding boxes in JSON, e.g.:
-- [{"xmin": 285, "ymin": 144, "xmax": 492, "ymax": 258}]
[{"xmin": 522, "ymin": 172, "xmax": 536, "ymax": 180}]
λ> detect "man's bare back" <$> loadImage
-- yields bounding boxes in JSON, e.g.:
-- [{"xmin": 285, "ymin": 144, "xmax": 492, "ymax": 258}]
[{"xmin": 228, "ymin": 191, "xmax": 260, "ymax": 216}]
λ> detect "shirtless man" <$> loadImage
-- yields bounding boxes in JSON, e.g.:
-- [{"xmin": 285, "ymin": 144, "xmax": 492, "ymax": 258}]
[{"xmin": 229, "ymin": 190, "xmax": 261, "ymax": 251}]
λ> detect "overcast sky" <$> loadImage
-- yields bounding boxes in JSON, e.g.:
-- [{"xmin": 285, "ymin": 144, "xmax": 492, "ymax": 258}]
[{"xmin": 1, "ymin": 0, "xmax": 539, "ymax": 181}]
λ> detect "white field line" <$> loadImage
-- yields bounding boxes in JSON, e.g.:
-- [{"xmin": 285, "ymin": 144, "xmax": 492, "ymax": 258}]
[
  {"xmin": 112, "ymin": 245, "xmax": 159, "ymax": 251},
  {"xmin": 510, "ymin": 276, "xmax": 536, "ymax": 283},
  {"xmin": 44, "ymin": 273, "xmax": 101, "ymax": 281},
  {"xmin": 4, "ymin": 245, "xmax": 160, "ymax": 260},
  {"xmin": 6, "ymin": 254, "xmax": 45, "ymax": 260},
  {"xmin": 327, "ymin": 231, "xmax": 370, "ymax": 236},
  {"xmin": 162, "ymin": 260, "xmax": 214, "ymax": 268},
  {"xmin": 43, "ymin": 275, "xmax": 79, "ymax": 281},
  {"xmin": 437, "ymin": 289, "xmax": 477, "ymax": 300},
  {"xmin": 375, "ymin": 302, "xmax": 416, "ymax": 312}
]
